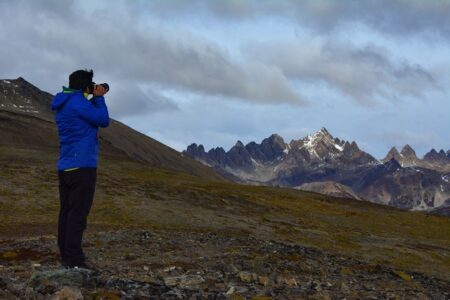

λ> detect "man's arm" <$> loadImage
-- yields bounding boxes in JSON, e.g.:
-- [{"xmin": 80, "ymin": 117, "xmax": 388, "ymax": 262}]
[{"xmin": 74, "ymin": 96, "xmax": 110, "ymax": 128}]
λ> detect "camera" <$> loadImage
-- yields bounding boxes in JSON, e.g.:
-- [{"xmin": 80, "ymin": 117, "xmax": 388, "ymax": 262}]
[{"xmin": 88, "ymin": 82, "xmax": 109, "ymax": 94}]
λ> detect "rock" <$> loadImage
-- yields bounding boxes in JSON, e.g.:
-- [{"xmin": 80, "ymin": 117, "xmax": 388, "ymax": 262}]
[
  {"xmin": 226, "ymin": 286, "xmax": 235, "ymax": 295},
  {"xmin": 51, "ymin": 286, "xmax": 83, "ymax": 300},
  {"xmin": 139, "ymin": 231, "xmax": 152, "ymax": 241},
  {"xmin": 28, "ymin": 268, "xmax": 97, "ymax": 289},
  {"xmin": 258, "ymin": 275, "xmax": 269, "ymax": 286},
  {"xmin": 205, "ymin": 271, "xmax": 224, "ymax": 283},
  {"xmin": 0, "ymin": 276, "xmax": 7, "ymax": 289},
  {"xmin": 238, "ymin": 271, "xmax": 256, "ymax": 283},
  {"xmin": 232, "ymin": 285, "xmax": 249, "ymax": 295},
  {"xmin": 307, "ymin": 291, "xmax": 332, "ymax": 300},
  {"xmin": 104, "ymin": 278, "xmax": 170, "ymax": 296},
  {"xmin": 269, "ymin": 273, "xmax": 279, "ymax": 285},
  {"xmin": 310, "ymin": 279, "xmax": 322, "ymax": 291},
  {"xmin": 143, "ymin": 266, "xmax": 149, "ymax": 271},
  {"xmin": 340, "ymin": 281, "xmax": 350, "ymax": 292},
  {"xmin": 284, "ymin": 277, "xmax": 298, "ymax": 287},
  {"xmin": 163, "ymin": 275, "xmax": 205, "ymax": 289},
  {"xmin": 163, "ymin": 266, "xmax": 177, "ymax": 273},
  {"xmin": 229, "ymin": 264, "xmax": 240, "ymax": 274}
]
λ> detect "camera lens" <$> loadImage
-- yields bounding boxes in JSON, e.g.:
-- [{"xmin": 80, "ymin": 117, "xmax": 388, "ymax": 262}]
[{"xmin": 100, "ymin": 83, "xmax": 109, "ymax": 92}]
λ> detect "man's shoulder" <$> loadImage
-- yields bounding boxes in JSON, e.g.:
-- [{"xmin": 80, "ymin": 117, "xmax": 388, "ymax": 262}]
[{"xmin": 70, "ymin": 94, "xmax": 92, "ymax": 106}]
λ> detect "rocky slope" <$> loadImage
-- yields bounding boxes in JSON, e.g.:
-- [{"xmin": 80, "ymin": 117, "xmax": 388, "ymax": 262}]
[
  {"xmin": 185, "ymin": 128, "xmax": 450, "ymax": 213},
  {"xmin": 0, "ymin": 77, "xmax": 221, "ymax": 179},
  {"xmin": 1, "ymin": 228, "xmax": 449, "ymax": 299},
  {"xmin": 295, "ymin": 181, "xmax": 363, "ymax": 201}
]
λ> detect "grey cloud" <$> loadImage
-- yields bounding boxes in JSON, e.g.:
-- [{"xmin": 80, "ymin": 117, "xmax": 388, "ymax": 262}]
[
  {"xmin": 107, "ymin": 84, "xmax": 179, "ymax": 118},
  {"xmin": 244, "ymin": 40, "xmax": 437, "ymax": 105},
  {"xmin": 0, "ymin": 0, "xmax": 303, "ymax": 106},
  {"xmin": 139, "ymin": 0, "xmax": 450, "ymax": 40}
]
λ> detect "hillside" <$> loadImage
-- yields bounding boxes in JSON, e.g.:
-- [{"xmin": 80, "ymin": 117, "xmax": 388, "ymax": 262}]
[
  {"xmin": 0, "ymin": 77, "xmax": 222, "ymax": 179},
  {"xmin": 0, "ymin": 143, "xmax": 449, "ymax": 298}
]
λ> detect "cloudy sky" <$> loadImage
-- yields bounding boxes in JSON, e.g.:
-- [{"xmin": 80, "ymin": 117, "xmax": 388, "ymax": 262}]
[{"xmin": 0, "ymin": 0, "xmax": 449, "ymax": 158}]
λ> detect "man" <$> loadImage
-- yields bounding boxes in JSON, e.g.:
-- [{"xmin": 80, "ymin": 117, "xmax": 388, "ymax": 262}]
[{"xmin": 51, "ymin": 69, "xmax": 109, "ymax": 269}]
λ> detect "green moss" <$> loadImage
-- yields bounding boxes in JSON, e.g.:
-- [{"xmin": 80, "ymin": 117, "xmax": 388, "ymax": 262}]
[
  {"xmin": 340, "ymin": 267, "xmax": 354, "ymax": 276},
  {"xmin": 2, "ymin": 251, "xmax": 18, "ymax": 259},
  {"xmin": 392, "ymin": 270, "xmax": 412, "ymax": 281},
  {"xmin": 91, "ymin": 290, "xmax": 121, "ymax": 300}
]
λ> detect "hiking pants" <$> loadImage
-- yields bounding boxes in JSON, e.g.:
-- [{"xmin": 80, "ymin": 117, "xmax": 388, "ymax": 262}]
[{"xmin": 57, "ymin": 167, "xmax": 97, "ymax": 265}]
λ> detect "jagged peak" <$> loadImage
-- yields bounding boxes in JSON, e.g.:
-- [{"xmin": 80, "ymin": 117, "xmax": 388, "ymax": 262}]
[
  {"xmin": 401, "ymin": 144, "xmax": 413, "ymax": 151},
  {"xmin": 207, "ymin": 146, "xmax": 226, "ymax": 154},
  {"xmin": 382, "ymin": 146, "xmax": 401, "ymax": 162},
  {"xmin": 303, "ymin": 127, "xmax": 334, "ymax": 144},
  {"xmin": 268, "ymin": 133, "xmax": 283, "ymax": 139},
  {"xmin": 311, "ymin": 127, "xmax": 333, "ymax": 139},
  {"xmin": 319, "ymin": 127, "xmax": 330, "ymax": 135},
  {"xmin": 343, "ymin": 140, "xmax": 360, "ymax": 153},
  {"xmin": 234, "ymin": 140, "xmax": 244, "ymax": 148},
  {"xmin": 262, "ymin": 133, "xmax": 286, "ymax": 147},
  {"xmin": 184, "ymin": 143, "xmax": 206, "ymax": 156},
  {"xmin": 15, "ymin": 76, "xmax": 28, "ymax": 82},
  {"xmin": 350, "ymin": 141, "xmax": 359, "ymax": 149},
  {"xmin": 423, "ymin": 148, "xmax": 448, "ymax": 161},
  {"xmin": 400, "ymin": 144, "xmax": 417, "ymax": 156},
  {"xmin": 387, "ymin": 146, "xmax": 400, "ymax": 154}
]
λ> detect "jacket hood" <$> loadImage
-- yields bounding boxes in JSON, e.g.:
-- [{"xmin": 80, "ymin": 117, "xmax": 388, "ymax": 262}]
[{"xmin": 51, "ymin": 89, "xmax": 82, "ymax": 111}]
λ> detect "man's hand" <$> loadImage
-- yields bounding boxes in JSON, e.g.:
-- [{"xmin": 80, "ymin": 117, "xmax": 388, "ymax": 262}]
[{"xmin": 93, "ymin": 85, "xmax": 107, "ymax": 97}]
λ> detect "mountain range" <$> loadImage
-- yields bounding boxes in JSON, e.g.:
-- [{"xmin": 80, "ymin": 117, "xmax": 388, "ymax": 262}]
[
  {"xmin": 1, "ymin": 77, "xmax": 449, "ymax": 215},
  {"xmin": 184, "ymin": 128, "xmax": 450, "ymax": 213}
]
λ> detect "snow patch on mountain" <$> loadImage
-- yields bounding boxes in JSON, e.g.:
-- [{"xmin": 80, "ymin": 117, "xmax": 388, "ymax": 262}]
[
  {"xmin": 334, "ymin": 144, "xmax": 344, "ymax": 151},
  {"xmin": 283, "ymin": 144, "xmax": 291, "ymax": 154}
]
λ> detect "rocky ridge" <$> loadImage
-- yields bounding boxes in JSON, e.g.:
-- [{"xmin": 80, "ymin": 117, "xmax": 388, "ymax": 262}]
[{"xmin": 185, "ymin": 128, "xmax": 450, "ymax": 213}]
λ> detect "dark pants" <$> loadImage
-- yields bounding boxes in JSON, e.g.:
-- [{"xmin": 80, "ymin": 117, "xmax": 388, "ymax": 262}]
[{"xmin": 57, "ymin": 167, "xmax": 97, "ymax": 265}]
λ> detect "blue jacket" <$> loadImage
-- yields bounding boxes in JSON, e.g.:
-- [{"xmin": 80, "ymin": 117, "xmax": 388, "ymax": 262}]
[{"xmin": 51, "ymin": 88, "xmax": 110, "ymax": 171}]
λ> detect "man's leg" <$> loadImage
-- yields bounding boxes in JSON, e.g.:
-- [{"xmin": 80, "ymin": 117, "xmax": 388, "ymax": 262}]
[
  {"xmin": 63, "ymin": 168, "xmax": 97, "ymax": 266},
  {"xmin": 57, "ymin": 171, "xmax": 70, "ymax": 263}
]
